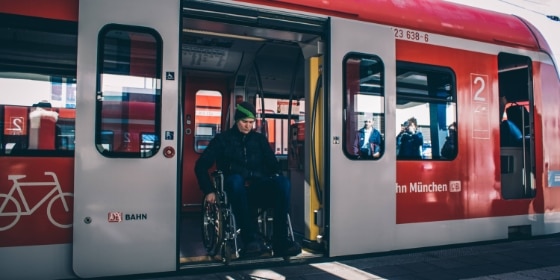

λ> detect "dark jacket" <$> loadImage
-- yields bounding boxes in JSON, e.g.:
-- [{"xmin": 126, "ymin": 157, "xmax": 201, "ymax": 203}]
[
  {"xmin": 397, "ymin": 131, "xmax": 423, "ymax": 159},
  {"xmin": 441, "ymin": 130, "xmax": 458, "ymax": 158},
  {"xmin": 353, "ymin": 127, "xmax": 381, "ymax": 157},
  {"xmin": 194, "ymin": 125, "xmax": 281, "ymax": 195}
]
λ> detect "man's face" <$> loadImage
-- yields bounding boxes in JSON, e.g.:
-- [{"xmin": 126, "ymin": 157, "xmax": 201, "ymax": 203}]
[
  {"xmin": 408, "ymin": 122, "xmax": 417, "ymax": 132},
  {"xmin": 364, "ymin": 119, "xmax": 373, "ymax": 128},
  {"xmin": 236, "ymin": 118, "xmax": 255, "ymax": 134}
]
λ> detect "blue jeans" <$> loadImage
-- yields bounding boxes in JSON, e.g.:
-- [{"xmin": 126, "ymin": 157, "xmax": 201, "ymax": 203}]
[{"xmin": 224, "ymin": 174, "xmax": 290, "ymax": 243}]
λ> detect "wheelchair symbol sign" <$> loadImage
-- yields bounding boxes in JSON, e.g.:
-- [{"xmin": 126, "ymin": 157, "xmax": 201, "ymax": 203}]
[{"xmin": 166, "ymin": 72, "xmax": 175, "ymax": 80}]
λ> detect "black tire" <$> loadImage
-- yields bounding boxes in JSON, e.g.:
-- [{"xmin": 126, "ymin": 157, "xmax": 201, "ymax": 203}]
[
  {"xmin": 258, "ymin": 209, "xmax": 274, "ymax": 242},
  {"xmin": 223, "ymin": 241, "xmax": 231, "ymax": 265},
  {"xmin": 202, "ymin": 197, "xmax": 222, "ymax": 257}
]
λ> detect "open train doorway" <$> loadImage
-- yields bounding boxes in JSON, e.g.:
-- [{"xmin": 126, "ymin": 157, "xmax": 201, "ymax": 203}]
[
  {"xmin": 498, "ymin": 53, "xmax": 536, "ymax": 200},
  {"xmin": 178, "ymin": 0, "xmax": 327, "ymax": 266}
]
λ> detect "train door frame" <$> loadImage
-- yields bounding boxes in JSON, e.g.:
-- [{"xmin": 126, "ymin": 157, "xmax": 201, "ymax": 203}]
[
  {"xmin": 181, "ymin": 78, "xmax": 228, "ymax": 212},
  {"xmin": 73, "ymin": 0, "xmax": 181, "ymax": 278},
  {"xmin": 180, "ymin": 0, "xmax": 328, "ymax": 263},
  {"xmin": 497, "ymin": 53, "xmax": 536, "ymax": 200},
  {"xmin": 327, "ymin": 17, "xmax": 397, "ymax": 257}
]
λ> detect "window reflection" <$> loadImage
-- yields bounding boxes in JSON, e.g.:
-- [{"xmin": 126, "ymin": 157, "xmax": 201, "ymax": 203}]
[
  {"xmin": 0, "ymin": 73, "xmax": 76, "ymax": 154},
  {"xmin": 395, "ymin": 62, "xmax": 456, "ymax": 160},
  {"xmin": 194, "ymin": 90, "xmax": 222, "ymax": 153},
  {"xmin": 344, "ymin": 54, "xmax": 385, "ymax": 160},
  {"xmin": 95, "ymin": 26, "xmax": 162, "ymax": 158}
]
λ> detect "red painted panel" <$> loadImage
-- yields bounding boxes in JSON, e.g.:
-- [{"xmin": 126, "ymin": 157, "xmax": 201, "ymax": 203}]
[
  {"xmin": 239, "ymin": 0, "xmax": 539, "ymax": 50},
  {"xmin": 516, "ymin": 17, "xmax": 555, "ymax": 59},
  {"xmin": 58, "ymin": 108, "xmax": 76, "ymax": 119},
  {"xmin": 0, "ymin": 158, "xmax": 74, "ymax": 247},
  {"xmin": 537, "ymin": 62, "xmax": 560, "ymax": 213},
  {"xmin": 0, "ymin": 0, "xmax": 78, "ymax": 21},
  {"xmin": 395, "ymin": 40, "xmax": 540, "ymax": 224}
]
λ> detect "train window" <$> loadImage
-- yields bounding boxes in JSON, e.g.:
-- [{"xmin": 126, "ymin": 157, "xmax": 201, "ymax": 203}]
[
  {"xmin": 194, "ymin": 90, "xmax": 222, "ymax": 153},
  {"xmin": 0, "ymin": 15, "xmax": 77, "ymax": 156},
  {"xmin": 0, "ymin": 72, "xmax": 76, "ymax": 155},
  {"xmin": 395, "ymin": 62, "xmax": 456, "ymax": 160},
  {"xmin": 343, "ymin": 54, "xmax": 385, "ymax": 160},
  {"xmin": 95, "ymin": 25, "xmax": 162, "ymax": 158}
]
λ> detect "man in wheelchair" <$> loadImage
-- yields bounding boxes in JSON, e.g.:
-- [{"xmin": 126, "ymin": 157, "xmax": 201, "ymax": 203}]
[{"xmin": 195, "ymin": 101, "xmax": 301, "ymax": 258}]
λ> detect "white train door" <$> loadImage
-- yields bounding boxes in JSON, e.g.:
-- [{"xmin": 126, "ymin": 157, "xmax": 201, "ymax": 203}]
[
  {"xmin": 73, "ymin": 0, "xmax": 180, "ymax": 278},
  {"xmin": 328, "ymin": 17, "xmax": 397, "ymax": 256}
]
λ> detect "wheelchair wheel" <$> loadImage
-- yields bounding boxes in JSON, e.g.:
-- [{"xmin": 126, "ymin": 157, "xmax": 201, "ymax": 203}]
[
  {"xmin": 259, "ymin": 210, "xmax": 295, "ymax": 241},
  {"xmin": 202, "ymin": 197, "xmax": 223, "ymax": 257},
  {"xmin": 221, "ymin": 209, "xmax": 240, "ymax": 264}
]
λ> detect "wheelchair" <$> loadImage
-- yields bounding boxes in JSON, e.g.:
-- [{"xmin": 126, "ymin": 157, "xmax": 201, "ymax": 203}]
[{"xmin": 202, "ymin": 170, "xmax": 295, "ymax": 264}]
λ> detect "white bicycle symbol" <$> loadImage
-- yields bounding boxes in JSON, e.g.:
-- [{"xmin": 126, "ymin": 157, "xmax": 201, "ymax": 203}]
[{"xmin": 0, "ymin": 171, "xmax": 73, "ymax": 231}]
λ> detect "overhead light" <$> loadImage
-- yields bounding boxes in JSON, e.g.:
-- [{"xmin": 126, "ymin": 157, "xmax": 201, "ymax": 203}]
[{"xmin": 183, "ymin": 29, "xmax": 266, "ymax": 42}]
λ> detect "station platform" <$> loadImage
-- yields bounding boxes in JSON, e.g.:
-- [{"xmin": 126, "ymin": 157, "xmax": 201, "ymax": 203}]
[{"xmin": 130, "ymin": 234, "xmax": 560, "ymax": 280}]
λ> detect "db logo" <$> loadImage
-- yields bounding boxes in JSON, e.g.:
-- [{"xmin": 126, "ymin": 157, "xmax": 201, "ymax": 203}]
[
  {"xmin": 108, "ymin": 212, "xmax": 123, "ymax": 222},
  {"xmin": 449, "ymin": 181, "xmax": 461, "ymax": 192}
]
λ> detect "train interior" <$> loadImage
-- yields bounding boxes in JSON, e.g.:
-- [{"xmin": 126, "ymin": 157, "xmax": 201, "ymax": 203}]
[
  {"xmin": 178, "ymin": 2, "xmax": 327, "ymax": 265},
  {"xmin": 497, "ymin": 53, "xmax": 535, "ymax": 200}
]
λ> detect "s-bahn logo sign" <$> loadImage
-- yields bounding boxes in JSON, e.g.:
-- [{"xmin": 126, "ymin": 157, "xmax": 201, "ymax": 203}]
[{"xmin": 108, "ymin": 212, "xmax": 147, "ymax": 222}]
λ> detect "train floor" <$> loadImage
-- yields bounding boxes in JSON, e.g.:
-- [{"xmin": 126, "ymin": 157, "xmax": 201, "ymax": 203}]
[
  {"xmin": 139, "ymin": 229, "xmax": 560, "ymax": 280},
  {"xmin": 178, "ymin": 211, "xmax": 322, "ymax": 265}
]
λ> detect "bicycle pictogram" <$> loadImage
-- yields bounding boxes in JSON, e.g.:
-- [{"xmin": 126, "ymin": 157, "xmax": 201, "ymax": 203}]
[{"xmin": 0, "ymin": 171, "xmax": 73, "ymax": 231}]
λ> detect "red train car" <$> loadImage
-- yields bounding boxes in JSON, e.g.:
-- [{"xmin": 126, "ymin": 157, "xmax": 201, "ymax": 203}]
[{"xmin": 1, "ymin": 0, "xmax": 559, "ymax": 279}]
